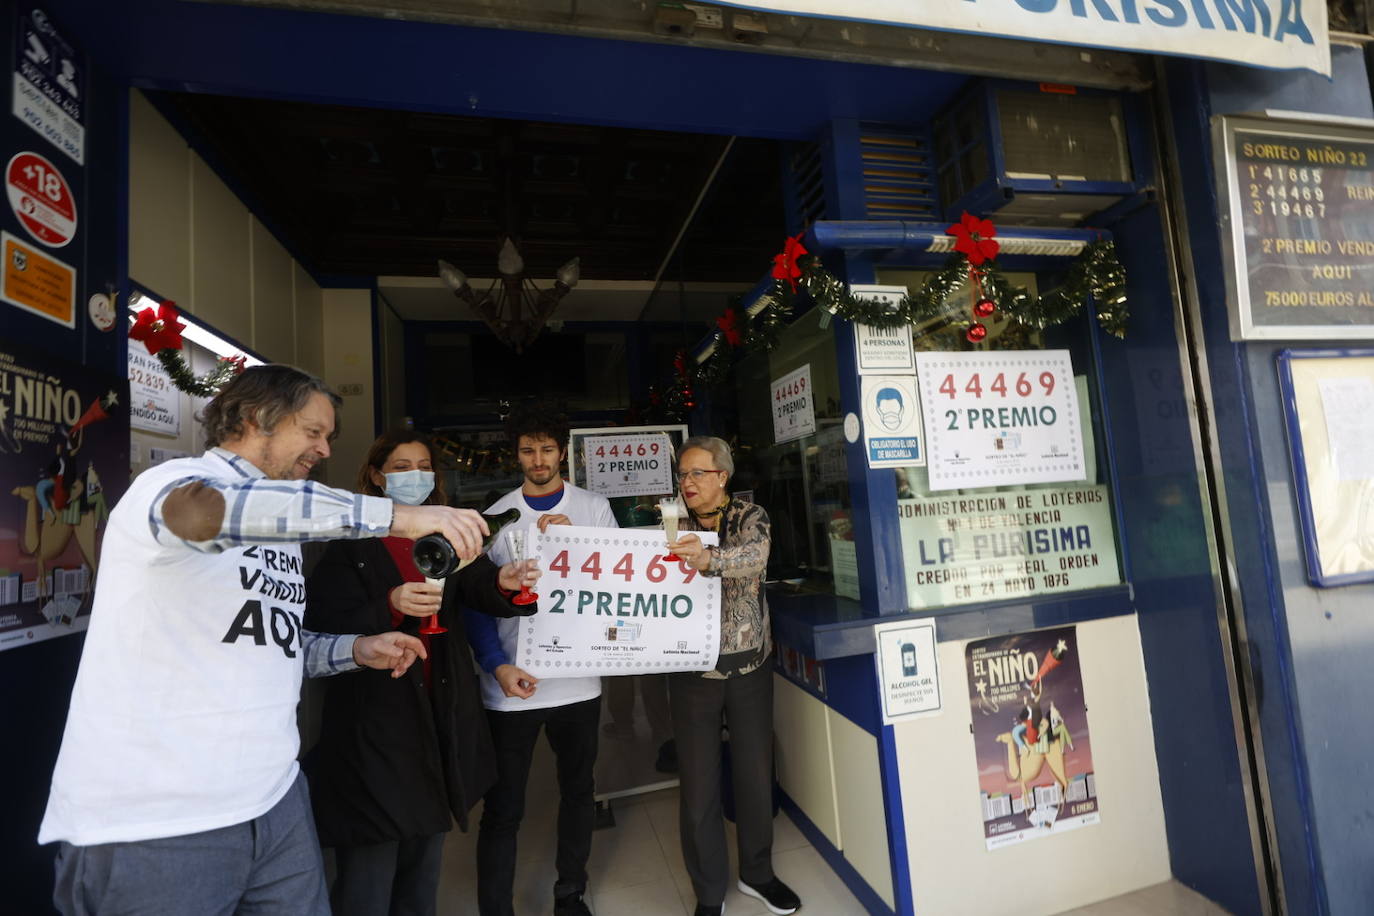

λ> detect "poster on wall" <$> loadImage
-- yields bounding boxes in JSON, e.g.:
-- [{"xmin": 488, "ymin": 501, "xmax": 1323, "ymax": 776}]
[
  {"xmin": 916, "ymin": 350, "xmax": 1085, "ymax": 491},
  {"xmin": 581, "ymin": 432, "xmax": 673, "ymax": 498},
  {"xmin": 0, "ymin": 341, "xmax": 127, "ymax": 652},
  {"xmin": 966, "ymin": 625, "xmax": 1100, "ymax": 850},
  {"xmin": 771, "ymin": 364, "xmax": 815, "ymax": 444},
  {"xmin": 127, "ymin": 347, "xmax": 180, "ymax": 436},
  {"xmin": 516, "ymin": 525, "xmax": 720, "ymax": 676},
  {"xmin": 12, "ymin": 5, "xmax": 84, "ymax": 164},
  {"xmin": 898, "ymin": 482, "xmax": 1120, "ymax": 608}
]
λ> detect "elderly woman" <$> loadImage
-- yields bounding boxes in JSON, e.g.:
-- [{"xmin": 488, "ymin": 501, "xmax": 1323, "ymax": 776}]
[{"xmin": 668, "ymin": 436, "xmax": 801, "ymax": 916}]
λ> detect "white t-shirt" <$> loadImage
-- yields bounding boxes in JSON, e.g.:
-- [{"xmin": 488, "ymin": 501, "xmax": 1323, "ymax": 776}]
[
  {"xmin": 39, "ymin": 453, "xmax": 312, "ymax": 846},
  {"xmin": 478, "ymin": 483, "xmax": 617, "ymax": 712}
]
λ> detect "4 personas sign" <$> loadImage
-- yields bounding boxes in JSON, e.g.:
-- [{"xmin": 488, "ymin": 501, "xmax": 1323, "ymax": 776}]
[
  {"xmin": 0, "ymin": 342, "xmax": 126, "ymax": 651},
  {"xmin": 899, "ymin": 483, "xmax": 1120, "ymax": 608},
  {"xmin": 728, "ymin": 0, "xmax": 1328, "ymax": 75},
  {"xmin": 966, "ymin": 626, "xmax": 1100, "ymax": 850},
  {"xmin": 517, "ymin": 525, "xmax": 721, "ymax": 676}
]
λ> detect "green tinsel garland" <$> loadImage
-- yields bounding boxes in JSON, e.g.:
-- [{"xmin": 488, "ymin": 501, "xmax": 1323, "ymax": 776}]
[
  {"xmin": 157, "ymin": 350, "xmax": 245, "ymax": 397},
  {"xmin": 644, "ymin": 239, "xmax": 1128, "ymax": 420},
  {"xmin": 795, "ymin": 240, "xmax": 1128, "ymax": 339}
]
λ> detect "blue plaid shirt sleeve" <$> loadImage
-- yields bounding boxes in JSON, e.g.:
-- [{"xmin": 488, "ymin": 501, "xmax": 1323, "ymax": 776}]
[
  {"xmin": 148, "ymin": 477, "xmax": 394, "ymax": 552},
  {"xmin": 302, "ymin": 629, "xmax": 361, "ymax": 678}
]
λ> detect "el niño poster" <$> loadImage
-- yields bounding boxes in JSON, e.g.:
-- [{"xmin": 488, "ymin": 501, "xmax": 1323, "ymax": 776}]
[{"xmin": 0, "ymin": 341, "xmax": 126, "ymax": 651}]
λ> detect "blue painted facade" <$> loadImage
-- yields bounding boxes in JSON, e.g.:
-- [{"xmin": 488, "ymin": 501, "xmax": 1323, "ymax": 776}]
[
  {"xmin": 5, "ymin": 0, "xmax": 1372, "ymax": 913},
  {"xmin": 1162, "ymin": 46, "xmax": 1374, "ymax": 916}
]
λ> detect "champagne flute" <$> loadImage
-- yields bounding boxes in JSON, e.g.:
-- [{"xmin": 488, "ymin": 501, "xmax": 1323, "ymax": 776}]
[
  {"xmin": 509, "ymin": 528, "xmax": 539, "ymax": 607},
  {"xmin": 660, "ymin": 496, "xmax": 684, "ymax": 561},
  {"xmin": 419, "ymin": 577, "xmax": 448, "ymax": 635}
]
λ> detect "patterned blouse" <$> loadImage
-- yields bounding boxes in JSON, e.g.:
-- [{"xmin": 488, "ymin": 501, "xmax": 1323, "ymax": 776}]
[{"xmin": 680, "ymin": 498, "xmax": 772, "ymax": 679}]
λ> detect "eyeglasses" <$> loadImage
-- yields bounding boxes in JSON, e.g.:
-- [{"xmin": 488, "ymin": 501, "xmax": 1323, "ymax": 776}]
[{"xmin": 676, "ymin": 469, "xmax": 723, "ymax": 482}]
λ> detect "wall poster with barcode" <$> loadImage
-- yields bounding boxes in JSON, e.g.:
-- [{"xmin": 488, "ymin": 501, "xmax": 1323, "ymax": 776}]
[{"xmin": 966, "ymin": 625, "xmax": 1100, "ymax": 850}]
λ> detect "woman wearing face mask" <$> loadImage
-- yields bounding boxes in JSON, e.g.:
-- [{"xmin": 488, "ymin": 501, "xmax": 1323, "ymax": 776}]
[{"xmin": 303, "ymin": 430, "xmax": 540, "ymax": 916}]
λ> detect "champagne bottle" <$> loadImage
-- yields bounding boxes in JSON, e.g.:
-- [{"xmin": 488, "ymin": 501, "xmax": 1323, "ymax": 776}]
[{"xmin": 412, "ymin": 506, "xmax": 522, "ymax": 578}]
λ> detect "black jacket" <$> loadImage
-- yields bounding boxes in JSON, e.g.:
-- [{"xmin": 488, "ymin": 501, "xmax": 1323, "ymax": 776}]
[{"xmin": 303, "ymin": 538, "xmax": 526, "ymax": 847}]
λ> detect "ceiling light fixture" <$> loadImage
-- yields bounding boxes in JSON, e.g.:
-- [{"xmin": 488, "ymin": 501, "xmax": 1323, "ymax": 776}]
[{"xmin": 438, "ymin": 238, "xmax": 580, "ymax": 354}]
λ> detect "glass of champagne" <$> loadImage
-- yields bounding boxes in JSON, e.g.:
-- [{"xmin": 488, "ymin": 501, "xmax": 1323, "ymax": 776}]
[
  {"xmin": 660, "ymin": 496, "xmax": 684, "ymax": 561},
  {"xmin": 419, "ymin": 577, "xmax": 448, "ymax": 635},
  {"xmin": 508, "ymin": 528, "xmax": 539, "ymax": 607}
]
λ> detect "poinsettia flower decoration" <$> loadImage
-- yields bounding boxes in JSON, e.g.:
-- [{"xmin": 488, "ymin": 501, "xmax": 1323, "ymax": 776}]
[
  {"xmin": 771, "ymin": 234, "xmax": 808, "ymax": 292},
  {"xmin": 947, "ymin": 212, "xmax": 1000, "ymax": 266},
  {"xmin": 128, "ymin": 301, "xmax": 187, "ymax": 355},
  {"xmin": 715, "ymin": 307, "xmax": 743, "ymax": 347}
]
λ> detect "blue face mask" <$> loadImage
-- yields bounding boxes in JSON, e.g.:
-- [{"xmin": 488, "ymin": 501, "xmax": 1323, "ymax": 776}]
[{"xmin": 383, "ymin": 469, "xmax": 435, "ymax": 505}]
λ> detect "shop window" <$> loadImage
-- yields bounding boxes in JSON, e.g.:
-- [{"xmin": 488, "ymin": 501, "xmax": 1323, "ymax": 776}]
[
  {"xmin": 732, "ymin": 309, "xmax": 851, "ymax": 592},
  {"xmin": 879, "ymin": 270, "xmax": 1123, "ymax": 611}
]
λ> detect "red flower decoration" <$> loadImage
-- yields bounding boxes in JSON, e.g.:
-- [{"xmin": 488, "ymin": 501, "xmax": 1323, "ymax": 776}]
[
  {"xmin": 947, "ymin": 212, "xmax": 1000, "ymax": 266},
  {"xmin": 128, "ymin": 301, "xmax": 187, "ymax": 355},
  {"xmin": 716, "ymin": 308, "xmax": 743, "ymax": 347},
  {"xmin": 771, "ymin": 234, "xmax": 808, "ymax": 292}
]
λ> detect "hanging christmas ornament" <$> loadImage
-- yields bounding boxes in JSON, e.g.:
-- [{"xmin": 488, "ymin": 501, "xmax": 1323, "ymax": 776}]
[
  {"xmin": 966, "ymin": 322, "xmax": 988, "ymax": 343},
  {"xmin": 973, "ymin": 298, "xmax": 996, "ymax": 319},
  {"xmin": 947, "ymin": 211, "xmax": 1001, "ymax": 266}
]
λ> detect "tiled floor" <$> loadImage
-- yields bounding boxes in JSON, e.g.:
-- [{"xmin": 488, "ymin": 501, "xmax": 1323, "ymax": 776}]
[
  {"xmin": 434, "ymin": 783, "xmax": 1230, "ymax": 916},
  {"xmin": 430, "ymin": 701, "xmax": 1231, "ymax": 916}
]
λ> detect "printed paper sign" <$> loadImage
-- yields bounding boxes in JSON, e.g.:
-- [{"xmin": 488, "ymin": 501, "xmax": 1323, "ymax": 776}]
[
  {"xmin": 916, "ymin": 350, "xmax": 1084, "ymax": 491},
  {"xmin": 899, "ymin": 483, "xmax": 1120, "ymax": 608},
  {"xmin": 13, "ymin": 7, "xmax": 85, "ymax": 163},
  {"xmin": 1, "ymin": 230, "xmax": 74, "ymax": 328},
  {"xmin": 874, "ymin": 619, "xmax": 941, "ymax": 723},
  {"xmin": 583, "ymin": 432, "xmax": 673, "ymax": 497},
  {"xmin": 850, "ymin": 287, "xmax": 916, "ymax": 374},
  {"xmin": 967, "ymin": 626, "xmax": 1100, "ymax": 850},
  {"xmin": 862, "ymin": 375, "xmax": 924, "ymax": 468},
  {"xmin": 128, "ymin": 348, "xmax": 180, "ymax": 436},
  {"xmin": 771, "ymin": 364, "xmax": 815, "ymax": 444},
  {"xmin": 517, "ymin": 525, "xmax": 720, "ymax": 676},
  {"xmin": 855, "ymin": 322, "xmax": 916, "ymax": 374},
  {"xmin": 7, "ymin": 151, "xmax": 75, "ymax": 247}
]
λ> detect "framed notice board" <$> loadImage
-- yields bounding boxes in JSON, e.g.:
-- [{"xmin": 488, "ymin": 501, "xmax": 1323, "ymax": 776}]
[
  {"xmin": 1277, "ymin": 348, "xmax": 1374, "ymax": 586},
  {"xmin": 1215, "ymin": 113, "xmax": 1374, "ymax": 340}
]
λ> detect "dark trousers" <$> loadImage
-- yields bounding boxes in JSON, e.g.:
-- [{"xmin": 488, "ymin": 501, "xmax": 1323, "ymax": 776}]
[
  {"xmin": 476, "ymin": 696, "xmax": 600, "ymax": 915},
  {"xmin": 52, "ymin": 773, "xmax": 328, "ymax": 916},
  {"xmin": 670, "ymin": 663, "xmax": 775, "ymax": 908},
  {"xmin": 330, "ymin": 832, "xmax": 445, "ymax": 916}
]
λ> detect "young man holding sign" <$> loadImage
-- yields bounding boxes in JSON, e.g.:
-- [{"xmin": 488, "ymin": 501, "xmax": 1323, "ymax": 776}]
[{"xmin": 463, "ymin": 405, "xmax": 617, "ymax": 916}]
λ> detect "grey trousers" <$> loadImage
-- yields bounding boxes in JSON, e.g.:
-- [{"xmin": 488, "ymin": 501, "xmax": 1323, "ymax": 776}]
[
  {"xmin": 52, "ymin": 773, "xmax": 329, "ymax": 916},
  {"xmin": 670, "ymin": 663, "xmax": 776, "ymax": 908}
]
